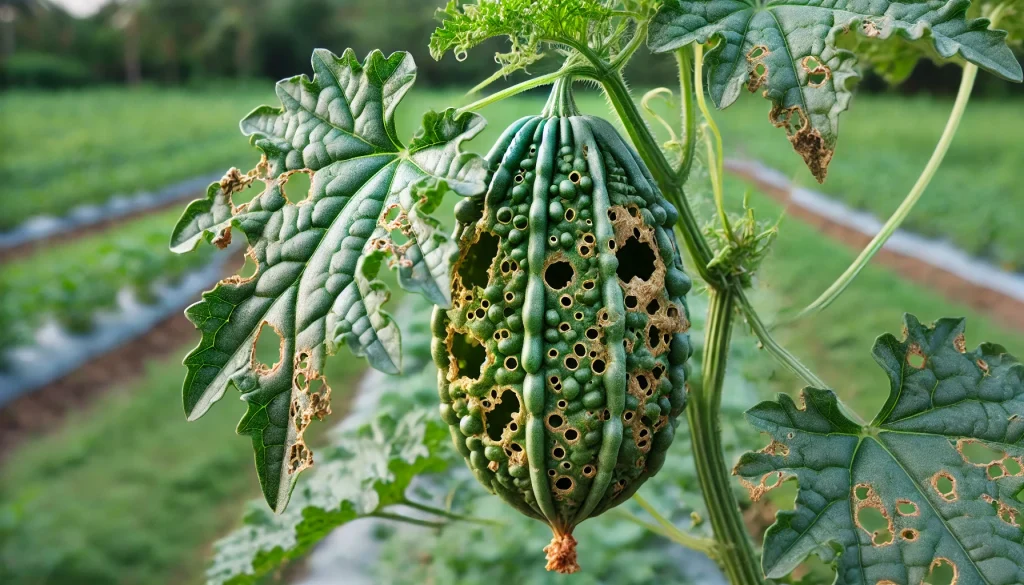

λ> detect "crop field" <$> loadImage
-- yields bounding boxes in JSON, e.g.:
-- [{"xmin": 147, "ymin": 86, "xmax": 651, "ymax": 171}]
[{"xmin": 2, "ymin": 85, "xmax": 1022, "ymax": 585}]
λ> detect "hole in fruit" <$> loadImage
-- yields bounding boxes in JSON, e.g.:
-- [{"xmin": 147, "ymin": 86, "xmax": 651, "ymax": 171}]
[
  {"xmin": 505, "ymin": 356, "xmax": 518, "ymax": 370},
  {"xmin": 513, "ymin": 216, "xmax": 528, "ymax": 230},
  {"xmin": 648, "ymin": 325, "xmax": 661, "ymax": 348},
  {"xmin": 625, "ymin": 295, "xmax": 638, "ymax": 309},
  {"xmin": 553, "ymin": 447, "xmax": 565, "ymax": 458},
  {"xmin": 504, "ymin": 292, "xmax": 515, "ymax": 302},
  {"xmin": 561, "ymin": 296, "xmax": 572, "ymax": 307},
  {"xmin": 544, "ymin": 261, "xmax": 575, "ymax": 290},
  {"xmin": 559, "ymin": 322, "xmax": 571, "ymax": 332},
  {"xmin": 451, "ymin": 333, "xmax": 486, "ymax": 379},
  {"xmin": 586, "ymin": 328, "xmax": 599, "ymax": 340},
  {"xmin": 637, "ymin": 375, "xmax": 648, "ymax": 390},
  {"xmin": 574, "ymin": 312, "xmax": 583, "ymax": 320},
  {"xmin": 549, "ymin": 349, "xmax": 559, "ymax": 358},
  {"xmin": 565, "ymin": 209, "xmax": 576, "ymax": 222},
  {"xmin": 555, "ymin": 477, "xmax": 573, "ymax": 490},
  {"xmin": 580, "ymin": 245, "xmax": 590, "ymax": 255},
  {"xmin": 496, "ymin": 208, "xmax": 513, "ymax": 224},
  {"xmin": 548, "ymin": 414, "xmax": 564, "ymax": 427},
  {"xmin": 574, "ymin": 344, "xmax": 586, "ymax": 357},
  {"xmin": 510, "ymin": 442, "xmax": 522, "ymax": 452},
  {"xmin": 569, "ymin": 171, "xmax": 582, "ymax": 184},
  {"xmin": 548, "ymin": 469, "xmax": 557, "ymax": 476},
  {"xmin": 564, "ymin": 429, "xmax": 579, "ymax": 441},
  {"xmin": 652, "ymin": 366, "xmax": 663, "ymax": 379},
  {"xmin": 565, "ymin": 357, "xmax": 579, "ymax": 370},
  {"xmin": 562, "ymin": 461, "xmax": 571, "ymax": 470},
  {"xmin": 484, "ymin": 390, "xmax": 520, "ymax": 441},
  {"xmin": 583, "ymin": 465, "xmax": 595, "ymax": 476},
  {"xmin": 616, "ymin": 236, "xmax": 657, "ymax": 283},
  {"xmin": 583, "ymin": 280, "xmax": 595, "ymax": 290},
  {"xmin": 646, "ymin": 299, "xmax": 660, "ymax": 315},
  {"xmin": 514, "ymin": 174, "xmax": 524, "ymax": 184},
  {"xmin": 457, "ymin": 232, "xmax": 499, "ymax": 289},
  {"xmin": 624, "ymin": 411, "xmax": 634, "ymax": 421},
  {"xmin": 592, "ymin": 359, "xmax": 606, "ymax": 374}
]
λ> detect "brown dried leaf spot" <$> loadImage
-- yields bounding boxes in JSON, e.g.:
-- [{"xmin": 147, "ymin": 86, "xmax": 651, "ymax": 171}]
[
  {"xmin": 287, "ymin": 351, "xmax": 333, "ymax": 476},
  {"xmin": 762, "ymin": 440, "xmax": 790, "ymax": 457},
  {"xmin": 982, "ymin": 494, "xmax": 1021, "ymax": 527},
  {"xmin": 977, "ymin": 359, "xmax": 990, "ymax": 376},
  {"xmin": 800, "ymin": 55, "xmax": 831, "ymax": 88},
  {"xmin": 769, "ymin": 104, "xmax": 833, "ymax": 183},
  {"xmin": 927, "ymin": 558, "xmax": 959, "ymax": 585},
  {"xmin": 746, "ymin": 45, "xmax": 771, "ymax": 93},
  {"xmin": 930, "ymin": 471, "xmax": 958, "ymax": 502},
  {"xmin": 906, "ymin": 343, "xmax": 926, "ymax": 369},
  {"xmin": 212, "ymin": 226, "xmax": 233, "ymax": 249},
  {"xmin": 852, "ymin": 483, "xmax": 895, "ymax": 547},
  {"xmin": 544, "ymin": 531, "xmax": 580, "ymax": 574},
  {"xmin": 953, "ymin": 333, "xmax": 966, "ymax": 353},
  {"xmin": 737, "ymin": 470, "xmax": 789, "ymax": 502}
]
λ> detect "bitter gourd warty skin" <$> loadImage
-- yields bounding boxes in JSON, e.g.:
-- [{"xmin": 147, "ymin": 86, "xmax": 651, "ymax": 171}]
[{"xmin": 431, "ymin": 81, "xmax": 694, "ymax": 573}]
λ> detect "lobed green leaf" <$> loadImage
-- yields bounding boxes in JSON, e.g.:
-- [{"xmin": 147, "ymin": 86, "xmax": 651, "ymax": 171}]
[
  {"xmin": 170, "ymin": 48, "xmax": 487, "ymax": 512},
  {"xmin": 649, "ymin": 0, "xmax": 1023, "ymax": 182},
  {"xmin": 737, "ymin": 314, "xmax": 1024, "ymax": 584},
  {"xmin": 206, "ymin": 409, "xmax": 450, "ymax": 585}
]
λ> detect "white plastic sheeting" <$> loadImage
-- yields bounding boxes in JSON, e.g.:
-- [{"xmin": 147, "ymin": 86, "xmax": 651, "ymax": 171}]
[
  {"xmin": 0, "ymin": 173, "xmax": 220, "ymax": 250},
  {"xmin": 0, "ymin": 248, "xmax": 235, "ymax": 406}
]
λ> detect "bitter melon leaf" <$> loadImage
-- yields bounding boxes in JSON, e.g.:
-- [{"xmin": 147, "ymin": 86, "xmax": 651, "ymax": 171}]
[
  {"xmin": 648, "ymin": 0, "xmax": 1023, "ymax": 182},
  {"xmin": 736, "ymin": 314, "xmax": 1024, "ymax": 584},
  {"xmin": 169, "ymin": 48, "xmax": 487, "ymax": 512},
  {"xmin": 206, "ymin": 410, "xmax": 450, "ymax": 585}
]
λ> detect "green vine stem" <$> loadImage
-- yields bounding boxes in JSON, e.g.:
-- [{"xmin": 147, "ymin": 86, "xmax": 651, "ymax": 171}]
[
  {"xmin": 457, "ymin": 65, "xmax": 594, "ymax": 115},
  {"xmin": 370, "ymin": 511, "xmax": 448, "ymax": 529},
  {"xmin": 692, "ymin": 43, "xmax": 733, "ymax": 241},
  {"xmin": 789, "ymin": 61, "xmax": 979, "ymax": 321},
  {"xmin": 786, "ymin": 1, "xmax": 1011, "ymax": 323},
  {"xmin": 399, "ymin": 498, "xmax": 505, "ymax": 527},
  {"xmin": 583, "ymin": 52, "xmax": 765, "ymax": 585},
  {"xmin": 687, "ymin": 289, "xmax": 764, "ymax": 585},
  {"xmin": 630, "ymin": 493, "xmax": 720, "ymax": 559},
  {"xmin": 675, "ymin": 46, "xmax": 697, "ymax": 182}
]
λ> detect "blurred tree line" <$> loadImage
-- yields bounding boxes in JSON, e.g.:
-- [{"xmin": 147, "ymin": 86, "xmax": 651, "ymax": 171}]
[{"xmin": 1, "ymin": 0, "xmax": 1020, "ymax": 95}]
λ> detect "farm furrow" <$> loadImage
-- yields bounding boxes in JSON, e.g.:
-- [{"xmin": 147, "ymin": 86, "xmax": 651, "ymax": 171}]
[
  {"xmin": 0, "ymin": 173, "xmax": 219, "ymax": 261},
  {"xmin": 725, "ymin": 158, "xmax": 1024, "ymax": 331},
  {"xmin": 0, "ymin": 247, "xmax": 236, "ymax": 414}
]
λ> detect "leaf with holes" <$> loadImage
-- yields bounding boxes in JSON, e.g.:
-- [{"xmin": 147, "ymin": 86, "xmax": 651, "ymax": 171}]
[
  {"xmin": 736, "ymin": 314, "xmax": 1024, "ymax": 584},
  {"xmin": 169, "ymin": 48, "xmax": 487, "ymax": 512},
  {"xmin": 206, "ymin": 409, "xmax": 450, "ymax": 585},
  {"xmin": 648, "ymin": 0, "xmax": 1023, "ymax": 182}
]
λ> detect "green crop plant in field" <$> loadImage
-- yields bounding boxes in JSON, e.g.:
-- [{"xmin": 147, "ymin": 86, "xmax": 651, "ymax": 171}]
[{"xmin": 164, "ymin": 1, "xmax": 1024, "ymax": 584}]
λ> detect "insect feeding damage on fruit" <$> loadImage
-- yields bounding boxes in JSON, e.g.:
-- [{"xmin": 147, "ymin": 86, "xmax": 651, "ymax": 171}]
[
  {"xmin": 769, "ymin": 104, "xmax": 833, "ymax": 183},
  {"xmin": 288, "ymin": 350, "xmax": 332, "ymax": 476}
]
